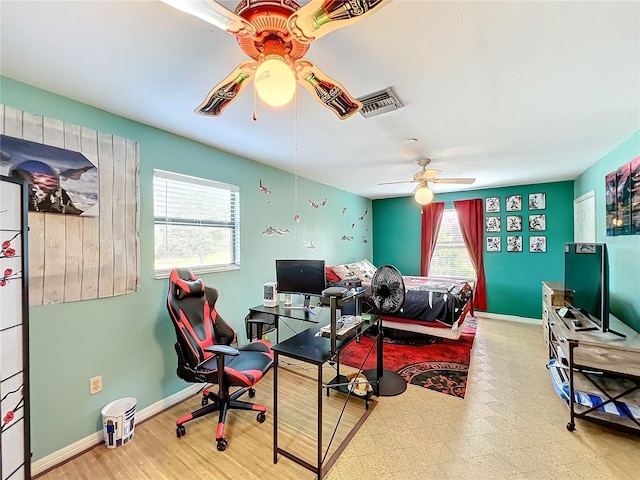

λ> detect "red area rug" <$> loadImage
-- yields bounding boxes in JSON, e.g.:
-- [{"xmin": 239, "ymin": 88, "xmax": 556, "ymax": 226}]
[{"xmin": 340, "ymin": 318, "xmax": 477, "ymax": 399}]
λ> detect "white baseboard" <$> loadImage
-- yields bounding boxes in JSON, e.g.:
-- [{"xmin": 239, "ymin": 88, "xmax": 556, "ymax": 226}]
[
  {"xmin": 475, "ymin": 311, "xmax": 541, "ymax": 325},
  {"xmin": 31, "ymin": 384, "xmax": 203, "ymax": 476}
]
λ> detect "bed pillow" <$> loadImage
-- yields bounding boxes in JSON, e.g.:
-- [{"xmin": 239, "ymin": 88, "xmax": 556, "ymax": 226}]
[
  {"xmin": 347, "ymin": 259, "xmax": 377, "ymax": 282},
  {"xmin": 325, "ymin": 266, "xmax": 341, "ymax": 283},
  {"xmin": 331, "ymin": 264, "xmax": 359, "ymax": 281}
]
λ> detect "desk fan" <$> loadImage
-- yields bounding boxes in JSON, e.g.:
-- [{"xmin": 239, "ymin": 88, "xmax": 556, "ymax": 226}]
[{"xmin": 364, "ymin": 264, "xmax": 407, "ymax": 396}]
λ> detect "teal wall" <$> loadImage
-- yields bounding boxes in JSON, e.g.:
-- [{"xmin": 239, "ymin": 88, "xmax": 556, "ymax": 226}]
[
  {"xmin": 574, "ymin": 131, "xmax": 640, "ymax": 331},
  {"xmin": 373, "ymin": 181, "xmax": 576, "ymax": 319},
  {"xmin": 1, "ymin": 77, "xmax": 373, "ymax": 460}
]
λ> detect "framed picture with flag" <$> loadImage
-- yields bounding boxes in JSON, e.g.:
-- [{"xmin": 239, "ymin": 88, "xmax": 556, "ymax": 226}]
[{"xmin": 0, "ymin": 134, "xmax": 98, "ymax": 216}]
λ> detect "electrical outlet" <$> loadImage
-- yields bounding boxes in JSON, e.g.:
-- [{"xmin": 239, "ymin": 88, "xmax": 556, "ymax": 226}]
[{"xmin": 90, "ymin": 375, "xmax": 102, "ymax": 394}]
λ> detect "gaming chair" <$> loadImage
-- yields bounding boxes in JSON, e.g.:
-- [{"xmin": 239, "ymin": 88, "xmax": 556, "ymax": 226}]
[{"xmin": 166, "ymin": 268, "xmax": 273, "ymax": 451}]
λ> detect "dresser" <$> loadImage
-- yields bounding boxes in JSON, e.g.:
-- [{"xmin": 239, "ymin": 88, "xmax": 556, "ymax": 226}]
[{"xmin": 541, "ymin": 281, "xmax": 565, "ymax": 355}]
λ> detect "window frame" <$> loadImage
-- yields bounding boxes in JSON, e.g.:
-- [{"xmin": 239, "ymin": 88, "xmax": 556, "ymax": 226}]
[
  {"xmin": 429, "ymin": 208, "xmax": 476, "ymax": 279},
  {"xmin": 153, "ymin": 169, "xmax": 240, "ymax": 279}
]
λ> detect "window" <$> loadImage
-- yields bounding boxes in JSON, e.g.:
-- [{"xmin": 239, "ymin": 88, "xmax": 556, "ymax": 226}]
[
  {"xmin": 430, "ymin": 209, "xmax": 476, "ymax": 278},
  {"xmin": 153, "ymin": 170, "xmax": 240, "ymax": 278}
]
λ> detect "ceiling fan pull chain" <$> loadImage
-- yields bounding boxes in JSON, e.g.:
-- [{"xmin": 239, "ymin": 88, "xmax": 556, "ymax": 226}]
[
  {"xmin": 253, "ymin": 76, "xmax": 258, "ymax": 121},
  {"xmin": 294, "ymin": 91, "xmax": 300, "ymax": 225}
]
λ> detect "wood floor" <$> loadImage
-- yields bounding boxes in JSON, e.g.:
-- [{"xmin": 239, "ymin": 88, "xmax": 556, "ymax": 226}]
[{"xmin": 36, "ymin": 359, "xmax": 374, "ymax": 480}]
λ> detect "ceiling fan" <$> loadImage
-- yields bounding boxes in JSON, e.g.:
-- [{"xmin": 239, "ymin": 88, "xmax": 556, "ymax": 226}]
[
  {"xmin": 379, "ymin": 158, "xmax": 476, "ymax": 189},
  {"xmin": 161, "ymin": 0, "xmax": 391, "ymax": 120},
  {"xmin": 379, "ymin": 158, "xmax": 475, "ymax": 204}
]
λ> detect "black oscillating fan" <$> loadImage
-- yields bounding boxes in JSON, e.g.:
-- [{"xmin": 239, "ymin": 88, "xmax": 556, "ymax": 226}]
[{"xmin": 364, "ymin": 264, "xmax": 408, "ymax": 396}]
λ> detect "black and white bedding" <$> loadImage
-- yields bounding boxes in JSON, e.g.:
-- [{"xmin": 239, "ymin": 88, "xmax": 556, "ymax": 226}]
[{"xmin": 395, "ymin": 277, "xmax": 473, "ymax": 327}]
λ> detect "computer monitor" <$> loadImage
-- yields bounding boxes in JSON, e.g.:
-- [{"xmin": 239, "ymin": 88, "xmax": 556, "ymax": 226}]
[{"xmin": 275, "ymin": 259, "xmax": 326, "ymax": 309}]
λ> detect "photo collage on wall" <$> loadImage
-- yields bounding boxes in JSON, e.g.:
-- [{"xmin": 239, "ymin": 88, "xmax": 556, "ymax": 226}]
[
  {"xmin": 484, "ymin": 193, "xmax": 547, "ymax": 253},
  {"xmin": 606, "ymin": 156, "xmax": 640, "ymax": 236}
]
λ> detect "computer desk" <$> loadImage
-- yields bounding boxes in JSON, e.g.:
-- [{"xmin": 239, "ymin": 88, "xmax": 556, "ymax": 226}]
[{"xmin": 268, "ymin": 307, "xmax": 381, "ymax": 479}]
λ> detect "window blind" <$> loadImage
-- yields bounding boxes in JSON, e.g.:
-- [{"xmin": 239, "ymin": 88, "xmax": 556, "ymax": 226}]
[{"xmin": 153, "ymin": 170, "xmax": 240, "ymax": 277}]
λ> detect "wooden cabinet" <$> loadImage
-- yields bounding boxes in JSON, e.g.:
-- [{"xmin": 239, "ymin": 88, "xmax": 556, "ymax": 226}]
[
  {"xmin": 543, "ymin": 285, "xmax": 640, "ymax": 434},
  {"xmin": 542, "ymin": 281, "xmax": 565, "ymax": 354}
]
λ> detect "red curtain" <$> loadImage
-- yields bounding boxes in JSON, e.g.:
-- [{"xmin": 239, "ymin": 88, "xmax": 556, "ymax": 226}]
[
  {"xmin": 420, "ymin": 202, "xmax": 445, "ymax": 276},
  {"xmin": 454, "ymin": 199, "xmax": 487, "ymax": 311}
]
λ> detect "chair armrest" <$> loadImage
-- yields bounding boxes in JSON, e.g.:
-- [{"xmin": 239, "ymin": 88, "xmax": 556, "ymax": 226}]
[{"xmin": 205, "ymin": 345, "xmax": 239, "ymax": 356}]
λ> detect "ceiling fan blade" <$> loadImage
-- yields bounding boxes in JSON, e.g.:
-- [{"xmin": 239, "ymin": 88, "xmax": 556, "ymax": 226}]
[
  {"xmin": 294, "ymin": 59, "xmax": 362, "ymax": 120},
  {"xmin": 160, "ymin": 0, "xmax": 256, "ymax": 38},
  {"xmin": 195, "ymin": 61, "xmax": 257, "ymax": 116},
  {"xmin": 378, "ymin": 180, "xmax": 417, "ymax": 186},
  {"xmin": 430, "ymin": 177, "xmax": 476, "ymax": 184},
  {"xmin": 414, "ymin": 169, "xmax": 441, "ymax": 181},
  {"xmin": 287, "ymin": 0, "xmax": 391, "ymax": 43}
]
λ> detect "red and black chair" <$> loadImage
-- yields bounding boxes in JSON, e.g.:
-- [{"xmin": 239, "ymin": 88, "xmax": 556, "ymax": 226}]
[{"xmin": 166, "ymin": 268, "xmax": 273, "ymax": 451}]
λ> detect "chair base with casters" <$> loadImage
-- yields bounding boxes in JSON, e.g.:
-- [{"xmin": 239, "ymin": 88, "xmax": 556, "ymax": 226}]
[
  {"xmin": 167, "ymin": 268, "xmax": 273, "ymax": 451},
  {"xmin": 176, "ymin": 384, "xmax": 267, "ymax": 451}
]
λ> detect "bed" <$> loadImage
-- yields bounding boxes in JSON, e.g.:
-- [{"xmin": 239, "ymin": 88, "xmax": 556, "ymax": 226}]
[{"xmin": 327, "ymin": 260, "xmax": 476, "ymax": 340}]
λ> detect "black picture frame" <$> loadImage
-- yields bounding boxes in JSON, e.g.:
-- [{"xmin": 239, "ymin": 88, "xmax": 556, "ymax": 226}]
[
  {"xmin": 506, "ymin": 194, "xmax": 522, "ymax": 211},
  {"xmin": 506, "ymin": 215, "xmax": 522, "ymax": 232},
  {"xmin": 528, "ymin": 214, "xmax": 546, "ymax": 231},
  {"xmin": 485, "ymin": 197, "xmax": 500, "ymax": 213},
  {"xmin": 529, "ymin": 192, "xmax": 546, "ymax": 210},
  {"xmin": 507, "ymin": 235, "xmax": 523, "ymax": 252},
  {"xmin": 486, "ymin": 236, "xmax": 501, "ymax": 252},
  {"xmin": 485, "ymin": 216, "xmax": 501, "ymax": 232},
  {"xmin": 529, "ymin": 235, "xmax": 546, "ymax": 252}
]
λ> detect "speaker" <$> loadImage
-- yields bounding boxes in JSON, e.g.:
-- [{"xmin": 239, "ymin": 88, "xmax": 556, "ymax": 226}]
[{"xmin": 263, "ymin": 282, "xmax": 278, "ymax": 307}]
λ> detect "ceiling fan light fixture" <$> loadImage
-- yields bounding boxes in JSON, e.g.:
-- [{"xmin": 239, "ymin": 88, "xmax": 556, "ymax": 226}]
[
  {"xmin": 414, "ymin": 183, "xmax": 434, "ymax": 205},
  {"xmin": 255, "ymin": 55, "xmax": 296, "ymax": 107}
]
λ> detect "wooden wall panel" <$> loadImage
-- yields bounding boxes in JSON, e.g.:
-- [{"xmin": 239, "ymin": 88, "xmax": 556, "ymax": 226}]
[
  {"xmin": 111, "ymin": 135, "xmax": 127, "ymax": 296},
  {"xmin": 42, "ymin": 214, "xmax": 66, "ymax": 304},
  {"xmin": 0, "ymin": 105, "xmax": 140, "ymax": 305},
  {"xmin": 125, "ymin": 140, "xmax": 139, "ymax": 294},
  {"xmin": 80, "ymin": 128, "xmax": 100, "ymax": 301},
  {"xmin": 97, "ymin": 132, "xmax": 115, "ymax": 298},
  {"xmin": 63, "ymin": 123, "xmax": 83, "ymax": 302}
]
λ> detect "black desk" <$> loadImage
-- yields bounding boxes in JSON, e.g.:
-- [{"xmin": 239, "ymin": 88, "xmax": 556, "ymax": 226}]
[{"xmin": 271, "ymin": 313, "xmax": 380, "ymax": 479}]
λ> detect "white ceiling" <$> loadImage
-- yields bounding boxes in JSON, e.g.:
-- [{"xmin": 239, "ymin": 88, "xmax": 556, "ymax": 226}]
[{"xmin": 1, "ymin": 0, "xmax": 639, "ymax": 200}]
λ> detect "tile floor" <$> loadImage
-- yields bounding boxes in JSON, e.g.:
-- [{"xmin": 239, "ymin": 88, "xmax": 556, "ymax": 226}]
[{"xmin": 325, "ymin": 317, "xmax": 640, "ymax": 480}]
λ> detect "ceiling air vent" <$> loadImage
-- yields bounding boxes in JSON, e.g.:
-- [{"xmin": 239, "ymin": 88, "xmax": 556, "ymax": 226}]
[{"xmin": 357, "ymin": 87, "xmax": 403, "ymax": 118}]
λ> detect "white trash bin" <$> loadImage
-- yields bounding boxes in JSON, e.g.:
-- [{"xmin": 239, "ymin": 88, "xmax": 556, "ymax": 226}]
[{"xmin": 101, "ymin": 397, "xmax": 136, "ymax": 448}]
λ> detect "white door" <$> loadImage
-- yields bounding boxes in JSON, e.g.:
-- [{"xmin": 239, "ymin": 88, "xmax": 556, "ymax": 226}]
[{"xmin": 574, "ymin": 190, "xmax": 596, "ymax": 242}]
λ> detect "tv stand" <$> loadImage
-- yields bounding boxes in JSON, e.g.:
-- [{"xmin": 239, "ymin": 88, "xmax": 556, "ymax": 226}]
[
  {"xmin": 604, "ymin": 327, "xmax": 627, "ymax": 339},
  {"xmin": 542, "ymin": 281, "xmax": 640, "ymax": 434}
]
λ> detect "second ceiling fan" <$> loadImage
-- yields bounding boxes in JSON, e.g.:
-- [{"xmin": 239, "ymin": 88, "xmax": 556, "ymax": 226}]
[
  {"xmin": 161, "ymin": 0, "xmax": 391, "ymax": 119},
  {"xmin": 379, "ymin": 158, "xmax": 476, "ymax": 194}
]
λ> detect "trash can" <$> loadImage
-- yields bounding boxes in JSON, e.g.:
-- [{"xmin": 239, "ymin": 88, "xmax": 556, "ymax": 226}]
[{"xmin": 101, "ymin": 397, "xmax": 136, "ymax": 448}]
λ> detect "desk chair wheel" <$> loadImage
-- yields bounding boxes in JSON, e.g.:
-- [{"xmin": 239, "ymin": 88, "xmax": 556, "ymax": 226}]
[
  {"xmin": 566, "ymin": 422, "xmax": 575, "ymax": 432},
  {"xmin": 217, "ymin": 438, "xmax": 228, "ymax": 451},
  {"xmin": 257, "ymin": 411, "xmax": 266, "ymax": 423},
  {"xmin": 176, "ymin": 425, "xmax": 186, "ymax": 438},
  {"xmin": 201, "ymin": 396, "xmax": 209, "ymax": 406},
  {"xmin": 248, "ymin": 388, "xmax": 256, "ymax": 398}
]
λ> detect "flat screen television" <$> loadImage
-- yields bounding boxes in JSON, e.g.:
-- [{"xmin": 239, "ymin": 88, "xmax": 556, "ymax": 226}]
[
  {"xmin": 563, "ymin": 243, "xmax": 623, "ymax": 337},
  {"xmin": 275, "ymin": 259, "xmax": 326, "ymax": 309}
]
